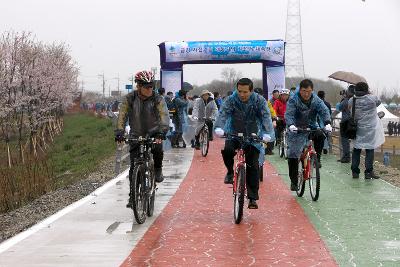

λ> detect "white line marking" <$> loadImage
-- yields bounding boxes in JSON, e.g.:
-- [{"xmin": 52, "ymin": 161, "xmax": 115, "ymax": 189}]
[{"xmin": 0, "ymin": 168, "xmax": 130, "ymax": 254}]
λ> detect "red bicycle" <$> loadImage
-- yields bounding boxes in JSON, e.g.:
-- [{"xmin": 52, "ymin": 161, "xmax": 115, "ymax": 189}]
[
  {"xmin": 229, "ymin": 133, "xmax": 265, "ymax": 224},
  {"xmin": 296, "ymin": 128, "xmax": 323, "ymax": 201}
]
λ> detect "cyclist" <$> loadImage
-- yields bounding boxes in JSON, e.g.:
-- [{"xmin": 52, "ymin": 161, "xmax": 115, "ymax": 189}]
[
  {"xmin": 273, "ymin": 88, "xmax": 290, "ymax": 144},
  {"xmin": 192, "ymin": 90, "xmax": 218, "ymax": 149},
  {"xmin": 115, "ymin": 70, "xmax": 169, "ymax": 207},
  {"xmin": 285, "ymin": 79, "xmax": 332, "ymax": 191},
  {"xmin": 215, "ymin": 78, "xmax": 275, "ymax": 209}
]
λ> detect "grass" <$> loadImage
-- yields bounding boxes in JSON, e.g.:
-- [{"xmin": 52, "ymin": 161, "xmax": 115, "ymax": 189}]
[
  {"xmin": 0, "ymin": 112, "xmax": 116, "ymax": 212},
  {"xmin": 47, "ymin": 113, "xmax": 115, "ymax": 187}
]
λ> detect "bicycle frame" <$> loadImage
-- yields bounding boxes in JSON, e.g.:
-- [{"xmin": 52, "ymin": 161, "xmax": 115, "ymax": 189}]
[{"xmin": 300, "ymin": 139, "xmax": 317, "ymax": 181}]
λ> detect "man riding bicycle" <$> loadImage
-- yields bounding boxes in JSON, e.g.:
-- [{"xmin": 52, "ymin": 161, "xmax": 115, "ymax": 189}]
[
  {"xmin": 273, "ymin": 88, "xmax": 290, "ymax": 142},
  {"xmin": 285, "ymin": 79, "xmax": 332, "ymax": 191},
  {"xmin": 192, "ymin": 89, "xmax": 218, "ymax": 149},
  {"xmin": 215, "ymin": 78, "xmax": 275, "ymax": 209},
  {"xmin": 115, "ymin": 70, "xmax": 169, "ymax": 207}
]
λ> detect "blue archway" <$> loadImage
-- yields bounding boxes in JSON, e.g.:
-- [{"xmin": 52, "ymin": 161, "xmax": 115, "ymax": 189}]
[{"xmin": 158, "ymin": 40, "xmax": 285, "ymax": 96}]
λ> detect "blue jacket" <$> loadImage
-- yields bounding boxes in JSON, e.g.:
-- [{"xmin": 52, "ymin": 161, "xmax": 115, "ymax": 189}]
[
  {"xmin": 215, "ymin": 91, "xmax": 275, "ymax": 141},
  {"xmin": 285, "ymin": 91, "xmax": 331, "ymax": 158},
  {"xmin": 285, "ymin": 92, "xmax": 331, "ymax": 129}
]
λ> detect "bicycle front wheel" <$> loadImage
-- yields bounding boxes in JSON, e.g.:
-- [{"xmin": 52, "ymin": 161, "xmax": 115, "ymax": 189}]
[
  {"xmin": 234, "ymin": 165, "xmax": 246, "ymax": 224},
  {"xmin": 147, "ymin": 163, "xmax": 156, "ymax": 217},
  {"xmin": 132, "ymin": 164, "xmax": 147, "ymax": 224},
  {"xmin": 309, "ymin": 153, "xmax": 320, "ymax": 201},
  {"xmin": 201, "ymin": 127, "xmax": 209, "ymax": 157},
  {"xmin": 296, "ymin": 161, "xmax": 305, "ymax": 197}
]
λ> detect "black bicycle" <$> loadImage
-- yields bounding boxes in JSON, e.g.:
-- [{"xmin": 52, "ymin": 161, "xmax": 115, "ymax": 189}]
[
  {"xmin": 127, "ymin": 135, "xmax": 157, "ymax": 224},
  {"xmin": 198, "ymin": 118, "xmax": 212, "ymax": 157}
]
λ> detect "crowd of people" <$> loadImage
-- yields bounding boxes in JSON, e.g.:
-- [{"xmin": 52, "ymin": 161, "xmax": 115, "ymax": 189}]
[
  {"xmin": 115, "ymin": 70, "xmax": 385, "ymax": 210},
  {"xmin": 387, "ymin": 121, "xmax": 400, "ymax": 136}
]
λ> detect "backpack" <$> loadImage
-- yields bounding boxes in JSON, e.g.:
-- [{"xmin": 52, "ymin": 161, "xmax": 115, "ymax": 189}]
[{"xmin": 342, "ymin": 97, "xmax": 357, "ymax": 139}]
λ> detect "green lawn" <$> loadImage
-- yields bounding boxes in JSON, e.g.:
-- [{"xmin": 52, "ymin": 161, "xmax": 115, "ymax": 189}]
[{"xmin": 47, "ymin": 113, "xmax": 115, "ymax": 187}]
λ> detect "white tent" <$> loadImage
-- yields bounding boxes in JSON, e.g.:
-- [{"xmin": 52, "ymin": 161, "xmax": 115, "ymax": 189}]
[{"xmin": 333, "ymin": 104, "xmax": 399, "ymax": 131}]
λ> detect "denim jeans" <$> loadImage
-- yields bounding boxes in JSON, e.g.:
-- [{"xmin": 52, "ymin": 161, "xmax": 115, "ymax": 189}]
[{"xmin": 351, "ymin": 148, "xmax": 374, "ymax": 174}]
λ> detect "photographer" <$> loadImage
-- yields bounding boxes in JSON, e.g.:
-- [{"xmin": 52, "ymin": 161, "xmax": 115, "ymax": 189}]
[{"xmin": 336, "ymin": 85, "xmax": 355, "ymax": 163}]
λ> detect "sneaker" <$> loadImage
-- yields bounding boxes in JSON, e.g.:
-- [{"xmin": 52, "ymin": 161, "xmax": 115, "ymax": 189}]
[
  {"xmin": 248, "ymin": 199, "xmax": 258, "ymax": 209},
  {"xmin": 224, "ymin": 173, "xmax": 233, "ymax": 184},
  {"xmin": 155, "ymin": 168, "xmax": 164, "ymax": 183},
  {"xmin": 352, "ymin": 172, "xmax": 359, "ymax": 179},
  {"xmin": 290, "ymin": 182, "xmax": 297, "ymax": 191},
  {"xmin": 365, "ymin": 172, "xmax": 380, "ymax": 179},
  {"xmin": 126, "ymin": 198, "xmax": 133, "ymax": 208},
  {"xmin": 340, "ymin": 159, "xmax": 351, "ymax": 163}
]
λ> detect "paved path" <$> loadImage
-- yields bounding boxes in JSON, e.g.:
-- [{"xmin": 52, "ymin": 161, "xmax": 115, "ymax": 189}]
[
  {"xmin": 270, "ymin": 153, "xmax": 400, "ymax": 266},
  {"xmin": 121, "ymin": 140, "xmax": 336, "ymax": 266},
  {"xmin": 0, "ymin": 149, "xmax": 193, "ymax": 267}
]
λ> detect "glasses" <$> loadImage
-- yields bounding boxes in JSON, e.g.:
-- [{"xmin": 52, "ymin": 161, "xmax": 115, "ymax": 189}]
[{"xmin": 142, "ymin": 84, "xmax": 153, "ymax": 89}]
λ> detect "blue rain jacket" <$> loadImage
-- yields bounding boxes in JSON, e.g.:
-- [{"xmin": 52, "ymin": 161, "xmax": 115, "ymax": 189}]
[{"xmin": 285, "ymin": 91, "xmax": 330, "ymax": 158}]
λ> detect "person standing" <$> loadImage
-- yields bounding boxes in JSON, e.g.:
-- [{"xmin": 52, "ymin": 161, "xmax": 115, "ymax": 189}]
[
  {"xmin": 349, "ymin": 82, "xmax": 385, "ymax": 179},
  {"xmin": 336, "ymin": 85, "xmax": 355, "ymax": 163},
  {"xmin": 172, "ymin": 90, "xmax": 189, "ymax": 148}
]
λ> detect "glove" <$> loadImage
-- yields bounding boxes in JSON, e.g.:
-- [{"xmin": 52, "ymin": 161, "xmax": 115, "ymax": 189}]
[
  {"xmin": 154, "ymin": 132, "xmax": 166, "ymax": 140},
  {"xmin": 192, "ymin": 116, "xmax": 198, "ymax": 121},
  {"xmin": 289, "ymin": 125, "xmax": 298, "ymax": 133},
  {"xmin": 215, "ymin": 128, "xmax": 224, "ymax": 137},
  {"xmin": 324, "ymin": 124, "xmax": 332, "ymax": 132},
  {"xmin": 262, "ymin": 134, "xmax": 271, "ymax": 142},
  {"xmin": 114, "ymin": 129, "xmax": 125, "ymax": 142}
]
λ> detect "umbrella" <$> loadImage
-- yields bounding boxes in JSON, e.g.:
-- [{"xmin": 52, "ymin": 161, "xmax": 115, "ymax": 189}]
[{"xmin": 328, "ymin": 71, "xmax": 367, "ymax": 85}]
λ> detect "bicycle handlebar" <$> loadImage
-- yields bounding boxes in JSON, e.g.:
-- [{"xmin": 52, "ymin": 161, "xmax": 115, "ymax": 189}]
[{"xmin": 225, "ymin": 133, "xmax": 268, "ymax": 145}]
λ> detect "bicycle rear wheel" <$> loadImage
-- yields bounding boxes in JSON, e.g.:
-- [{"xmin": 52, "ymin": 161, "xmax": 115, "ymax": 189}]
[
  {"xmin": 201, "ymin": 127, "xmax": 209, "ymax": 157},
  {"xmin": 309, "ymin": 153, "xmax": 320, "ymax": 201},
  {"xmin": 296, "ymin": 160, "xmax": 306, "ymax": 197},
  {"xmin": 234, "ymin": 165, "xmax": 246, "ymax": 224},
  {"xmin": 132, "ymin": 164, "xmax": 147, "ymax": 224}
]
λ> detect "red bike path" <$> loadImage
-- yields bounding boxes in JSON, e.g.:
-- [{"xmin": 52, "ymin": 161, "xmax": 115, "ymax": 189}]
[{"xmin": 121, "ymin": 139, "xmax": 337, "ymax": 266}]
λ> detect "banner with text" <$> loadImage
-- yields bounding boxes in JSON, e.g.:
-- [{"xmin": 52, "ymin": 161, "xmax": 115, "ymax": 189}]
[
  {"xmin": 162, "ymin": 70, "xmax": 182, "ymax": 94},
  {"xmin": 266, "ymin": 66, "xmax": 285, "ymax": 97},
  {"xmin": 164, "ymin": 40, "xmax": 284, "ymax": 63}
]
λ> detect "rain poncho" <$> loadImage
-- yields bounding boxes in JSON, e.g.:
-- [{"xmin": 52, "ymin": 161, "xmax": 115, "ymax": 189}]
[
  {"xmin": 285, "ymin": 92, "xmax": 331, "ymax": 158},
  {"xmin": 349, "ymin": 94, "xmax": 385, "ymax": 149},
  {"xmin": 192, "ymin": 97, "xmax": 218, "ymax": 134},
  {"xmin": 215, "ymin": 91, "xmax": 275, "ymax": 164},
  {"xmin": 172, "ymin": 96, "xmax": 188, "ymax": 133}
]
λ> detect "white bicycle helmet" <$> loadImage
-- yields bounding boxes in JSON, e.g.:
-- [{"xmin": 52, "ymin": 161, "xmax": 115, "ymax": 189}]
[{"xmin": 280, "ymin": 88, "xmax": 290, "ymax": 95}]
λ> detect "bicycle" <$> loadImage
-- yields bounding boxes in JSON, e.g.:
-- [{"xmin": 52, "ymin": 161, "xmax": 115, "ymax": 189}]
[
  {"xmin": 198, "ymin": 118, "xmax": 212, "ymax": 157},
  {"xmin": 295, "ymin": 128, "xmax": 323, "ymax": 201},
  {"xmin": 276, "ymin": 119, "xmax": 288, "ymax": 159},
  {"xmin": 126, "ymin": 135, "xmax": 157, "ymax": 224},
  {"xmin": 228, "ymin": 133, "xmax": 265, "ymax": 224}
]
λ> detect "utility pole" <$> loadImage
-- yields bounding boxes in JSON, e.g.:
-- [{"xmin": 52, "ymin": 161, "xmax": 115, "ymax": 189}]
[
  {"xmin": 285, "ymin": 0, "xmax": 306, "ymax": 86},
  {"xmin": 98, "ymin": 72, "xmax": 106, "ymax": 99}
]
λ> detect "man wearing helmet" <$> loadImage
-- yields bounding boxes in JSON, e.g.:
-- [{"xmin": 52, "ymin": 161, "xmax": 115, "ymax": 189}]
[{"xmin": 115, "ymin": 70, "xmax": 169, "ymax": 208}]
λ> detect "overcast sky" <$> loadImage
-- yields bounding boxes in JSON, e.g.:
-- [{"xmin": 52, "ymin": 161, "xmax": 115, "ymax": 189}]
[{"xmin": 1, "ymin": 0, "xmax": 399, "ymax": 94}]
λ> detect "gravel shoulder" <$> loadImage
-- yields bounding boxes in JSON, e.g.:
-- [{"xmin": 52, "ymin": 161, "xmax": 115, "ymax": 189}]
[{"xmin": 0, "ymin": 155, "xmax": 130, "ymax": 243}]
